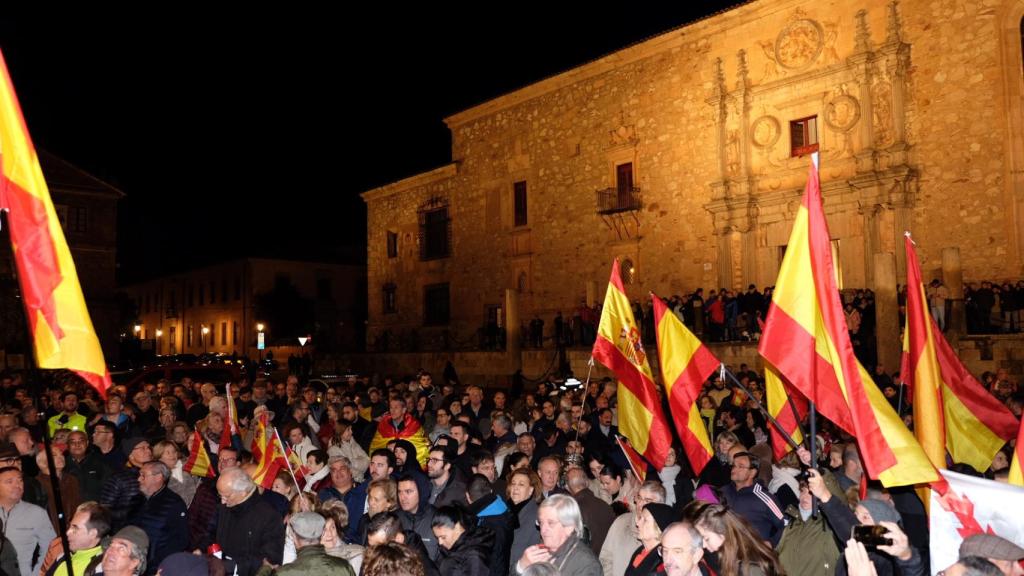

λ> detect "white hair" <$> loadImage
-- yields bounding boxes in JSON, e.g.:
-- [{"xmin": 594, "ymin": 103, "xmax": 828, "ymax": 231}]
[{"xmin": 538, "ymin": 494, "xmax": 584, "ymax": 537}]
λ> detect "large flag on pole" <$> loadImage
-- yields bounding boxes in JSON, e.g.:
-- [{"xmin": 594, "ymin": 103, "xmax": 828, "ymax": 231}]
[
  {"xmin": 758, "ymin": 154, "xmax": 937, "ymax": 487},
  {"xmin": 651, "ymin": 293, "xmax": 717, "ymax": 475},
  {"xmin": 592, "ymin": 260, "xmax": 673, "ymax": 470},
  {"xmin": 901, "ymin": 235, "xmax": 1018, "ymax": 473},
  {"xmin": 0, "ymin": 50, "xmax": 110, "ymax": 396}
]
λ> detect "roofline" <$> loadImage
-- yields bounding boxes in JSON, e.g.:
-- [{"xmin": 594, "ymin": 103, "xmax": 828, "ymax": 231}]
[
  {"xmin": 360, "ymin": 163, "xmax": 459, "ymax": 203},
  {"xmin": 444, "ymin": 1, "xmax": 751, "ymax": 129},
  {"xmin": 40, "ymin": 150, "xmax": 127, "ymax": 199}
]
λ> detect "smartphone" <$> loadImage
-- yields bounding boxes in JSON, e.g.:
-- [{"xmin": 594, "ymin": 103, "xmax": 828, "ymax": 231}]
[{"xmin": 852, "ymin": 525, "xmax": 893, "ymax": 548}]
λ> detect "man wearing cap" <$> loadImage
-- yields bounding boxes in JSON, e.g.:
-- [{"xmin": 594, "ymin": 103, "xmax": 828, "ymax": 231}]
[
  {"xmin": 215, "ymin": 467, "xmax": 285, "ymax": 576},
  {"xmin": 101, "ymin": 526, "xmax": 149, "ymax": 576},
  {"xmin": 960, "ymin": 534, "xmax": 1024, "ymax": 576},
  {"xmin": 0, "ymin": 465, "xmax": 56, "ymax": 575},
  {"xmin": 99, "ymin": 437, "xmax": 152, "ymax": 531},
  {"xmin": 50, "ymin": 501, "xmax": 110, "ymax": 576},
  {"xmin": 274, "ymin": 511, "xmax": 355, "ymax": 575},
  {"xmin": 129, "ymin": 461, "xmax": 188, "ymax": 570}
]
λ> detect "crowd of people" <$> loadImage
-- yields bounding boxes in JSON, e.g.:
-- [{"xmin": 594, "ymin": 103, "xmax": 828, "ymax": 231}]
[{"xmin": 0, "ymin": 360, "xmax": 1019, "ymax": 576}]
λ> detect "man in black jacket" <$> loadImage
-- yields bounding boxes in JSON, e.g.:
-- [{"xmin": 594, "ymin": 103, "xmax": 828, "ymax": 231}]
[
  {"xmin": 129, "ymin": 461, "xmax": 188, "ymax": 572},
  {"xmin": 465, "ymin": 475, "xmax": 512, "ymax": 576},
  {"xmin": 215, "ymin": 467, "xmax": 285, "ymax": 576},
  {"xmin": 397, "ymin": 474, "xmax": 438, "ymax": 560}
]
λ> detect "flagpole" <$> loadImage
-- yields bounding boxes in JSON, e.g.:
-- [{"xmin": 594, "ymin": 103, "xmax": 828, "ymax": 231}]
[
  {"xmin": 6, "ymin": 209, "xmax": 76, "ymax": 576},
  {"xmin": 808, "ymin": 151, "xmax": 820, "ymax": 519},
  {"xmin": 719, "ymin": 364, "xmax": 801, "ymax": 451},
  {"xmin": 571, "ymin": 357, "xmax": 595, "ymax": 448},
  {"xmin": 272, "ymin": 427, "xmax": 306, "ymax": 507}
]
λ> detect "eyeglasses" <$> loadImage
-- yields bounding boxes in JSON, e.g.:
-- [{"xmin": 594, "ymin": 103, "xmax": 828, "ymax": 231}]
[{"xmin": 427, "ymin": 457, "xmax": 446, "ymax": 464}]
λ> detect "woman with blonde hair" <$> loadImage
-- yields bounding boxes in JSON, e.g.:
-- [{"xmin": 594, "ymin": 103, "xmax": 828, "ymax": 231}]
[
  {"xmin": 694, "ymin": 504, "xmax": 784, "ymax": 576},
  {"xmin": 153, "ymin": 439, "xmax": 200, "ymax": 506},
  {"xmin": 319, "ymin": 499, "xmax": 365, "ymax": 573}
]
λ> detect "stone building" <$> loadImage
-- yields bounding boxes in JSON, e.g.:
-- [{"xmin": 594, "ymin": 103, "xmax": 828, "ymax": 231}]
[
  {"xmin": 122, "ymin": 258, "xmax": 365, "ymax": 359},
  {"xmin": 0, "ymin": 152, "xmax": 123, "ymax": 365},
  {"xmin": 362, "ymin": 0, "xmax": 1024, "ymax": 374}
]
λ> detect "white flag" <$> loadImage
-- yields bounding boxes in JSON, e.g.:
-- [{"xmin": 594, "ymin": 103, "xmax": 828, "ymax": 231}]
[{"xmin": 930, "ymin": 470, "xmax": 1024, "ymax": 572}]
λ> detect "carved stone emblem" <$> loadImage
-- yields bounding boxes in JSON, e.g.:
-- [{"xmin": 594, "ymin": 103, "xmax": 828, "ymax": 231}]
[
  {"xmin": 775, "ymin": 19, "xmax": 824, "ymax": 70},
  {"xmin": 751, "ymin": 116, "xmax": 781, "ymax": 148},
  {"xmin": 825, "ymin": 94, "xmax": 860, "ymax": 133}
]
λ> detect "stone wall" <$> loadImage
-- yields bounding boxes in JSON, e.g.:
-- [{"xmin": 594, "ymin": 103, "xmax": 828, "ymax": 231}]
[{"xmin": 363, "ymin": 0, "xmax": 1024, "ymax": 350}]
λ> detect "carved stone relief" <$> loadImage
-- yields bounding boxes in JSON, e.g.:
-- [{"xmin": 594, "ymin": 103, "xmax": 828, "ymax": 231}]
[
  {"xmin": 775, "ymin": 18, "xmax": 824, "ymax": 70},
  {"xmin": 751, "ymin": 116, "xmax": 781, "ymax": 149},
  {"xmin": 871, "ymin": 80, "xmax": 894, "ymax": 147}
]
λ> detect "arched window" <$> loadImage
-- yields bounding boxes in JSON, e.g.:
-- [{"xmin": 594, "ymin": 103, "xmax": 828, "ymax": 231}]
[{"xmin": 517, "ymin": 272, "xmax": 528, "ymax": 293}]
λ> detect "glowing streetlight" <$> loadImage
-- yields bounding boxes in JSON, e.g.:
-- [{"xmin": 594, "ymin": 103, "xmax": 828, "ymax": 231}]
[
  {"xmin": 133, "ymin": 324, "xmax": 141, "ymax": 338},
  {"xmin": 201, "ymin": 325, "xmax": 210, "ymax": 353},
  {"xmin": 256, "ymin": 323, "xmax": 266, "ymax": 363}
]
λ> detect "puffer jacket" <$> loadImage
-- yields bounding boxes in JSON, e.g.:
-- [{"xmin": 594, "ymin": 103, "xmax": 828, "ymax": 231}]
[{"xmin": 436, "ymin": 524, "xmax": 494, "ymax": 576}]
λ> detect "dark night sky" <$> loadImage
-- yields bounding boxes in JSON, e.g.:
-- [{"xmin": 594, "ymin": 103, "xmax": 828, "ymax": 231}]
[{"xmin": 0, "ymin": 6, "xmax": 740, "ymax": 284}]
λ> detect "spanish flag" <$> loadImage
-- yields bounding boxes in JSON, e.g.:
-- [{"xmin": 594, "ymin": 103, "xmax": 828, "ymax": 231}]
[
  {"xmin": 758, "ymin": 155, "xmax": 937, "ymax": 487},
  {"xmin": 593, "ymin": 260, "xmax": 673, "ymax": 470},
  {"xmin": 901, "ymin": 235, "xmax": 1018, "ymax": 472},
  {"xmin": 1009, "ymin": 418, "xmax": 1024, "ymax": 486},
  {"xmin": 220, "ymin": 383, "xmax": 241, "ymax": 452},
  {"xmin": 616, "ymin": 435, "xmax": 648, "ymax": 482},
  {"xmin": 252, "ymin": 420, "xmax": 287, "ymax": 489},
  {"xmin": 765, "ymin": 365, "xmax": 806, "ymax": 460},
  {"xmin": 0, "ymin": 50, "xmax": 110, "ymax": 395},
  {"xmin": 652, "ymin": 293, "xmax": 717, "ymax": 475},
  {"xmin": 183, "ymin": 430, "xmax": 215, "ymax": 478}
]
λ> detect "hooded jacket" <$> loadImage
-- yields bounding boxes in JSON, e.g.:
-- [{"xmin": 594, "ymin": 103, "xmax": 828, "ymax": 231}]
[
  {"xmin": 437, "ymin": 524, "xmax": 494, "ymax": 576},
  {"xmin": 468, "ymin": 494, "xmax": 513, "ymax": 576}
]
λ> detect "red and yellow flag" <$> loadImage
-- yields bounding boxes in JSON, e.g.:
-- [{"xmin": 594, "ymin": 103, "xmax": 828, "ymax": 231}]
[
  {"xmin": 651, "ymin": 293, "xmax": 717, "ymax": 475},
  {"xmin": 220, "ymin": 383, "xmax": 241, "ymax": 451},
  {"xmin": 1009, "ymin": 417, "xmax": 1024, "ymax": 486},
  {"xmin": 0, "ymin": 50, "xmax": 110, "ymax": 396},
  {"xmin": 592, "ymin": 260, "xmax": 673, "ymax": 470},
  {"xmin": 183, "ymin": 430, "xmax": 216, "ymax": 478},
  {"xmin": 765, "ymin": 365, "xmax": 806, "ymax": 460},
  {"xmin": 758, "ymin": 155, "xmax": 937, "ymax": 487},
  {"xmin": 252, "ymin": 422, "xmax": 287, "ymax": 489},
  {"xmin": 901, "ymin": 235, "xmax": 1018, "ymax": 472},
  {"xmin": 616, "ymin": 435, "xmax": 648, "ymax": 483},
  {"xmin": 249, "ymin": 411, "xmax": 269, "ymax": 463}
]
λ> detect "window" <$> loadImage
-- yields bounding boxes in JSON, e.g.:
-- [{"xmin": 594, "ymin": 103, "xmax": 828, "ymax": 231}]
[
  {"xmin": 790, "ymin": 116, "xmax": 819, "ymax": 156},
  {"xmin": 423, "ymin": 283, "xmax": 450, "ymax": 326},
  {"xmin": 67, "ymin": 207, "xmax": 88, "ymax": 233},
  {"xmin": 387, "ymin": 231, "xmax": 399, "ymax": 258},
  {"xmin": 233, "ymin": 321, "xmax": 239, "ymax": 346},
  {"xmin": 187, "ymin": 325, "xmax": 193, "ymax": 348},
  {"xmin": 419, "ymin": 201, "xmax": 451, "ymax": 261},
  {"xmin": 383, "ymin": 283, "xmax": 397, "ymax": 314},
  {"xmin": 620, "ymin": 259, "xmax": 636, "ymax": 285},
  {"xmin": 317, "ymin": 277, "xmax": 332, "ymax": 300},
  {"xmin": 616, "ymin": 163, "xmax": 635, "ymax": 209},
  {"xmin": 169, "ymin": 326, "xmax": 177, "ymax": 354},
  {"xmin": 221, "ymin": 322, "xmax": 227, "ymax": 345},
  {"xmin": 513, "ymin": 181, "xmax": 528, "ymax": 227}
]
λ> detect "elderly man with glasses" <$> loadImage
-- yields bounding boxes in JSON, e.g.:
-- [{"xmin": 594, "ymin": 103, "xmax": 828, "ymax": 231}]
[
  {"xmin": 127, "ymin": 461, "xmax": 188, "ymax": 570},
  {"xmin": 660, "ymin": 522, "xmax": 706, "ymax": 576}
]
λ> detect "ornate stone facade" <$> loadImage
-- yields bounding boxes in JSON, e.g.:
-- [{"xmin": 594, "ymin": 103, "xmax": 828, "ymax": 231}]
[{"xmin": 363, "ymin": 0, "xmax": 1024, "ymax": 358}]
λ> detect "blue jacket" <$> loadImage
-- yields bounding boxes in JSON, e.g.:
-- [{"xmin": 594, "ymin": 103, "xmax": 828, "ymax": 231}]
[
  {"xmin": 722, "ymin": 482, "xmax": 785, "ymax": 547},
  {"xmin": 468, "ymin": 494, "xmax": 513, "ymax": 576},
  {"xmin": 128, "ymin": 486, "xmax": 189, "ymax": 573},
  {"xmin": 318, "ymin": 482, "xmax": 367, "ymax": 543}
]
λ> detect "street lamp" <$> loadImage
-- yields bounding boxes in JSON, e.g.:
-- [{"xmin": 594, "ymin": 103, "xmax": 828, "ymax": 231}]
[
  {"xmin": 133, "ymin": 324, "xmax": 141, "ymax": 339},
  {"xmin": 256, "ymin": 323, "xmax": 265, "ymax": 364},
  {"xmin": 201, "ymin": 325, "xmax": 210, "ymax": 353},
  {"xmin": 155, "ymin": 329, "xmax": 163, "ymax": 356}
]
